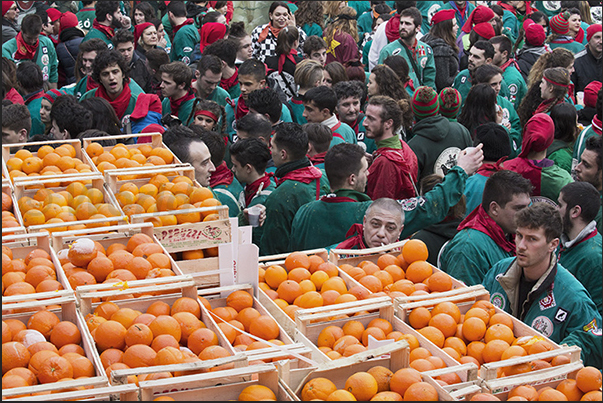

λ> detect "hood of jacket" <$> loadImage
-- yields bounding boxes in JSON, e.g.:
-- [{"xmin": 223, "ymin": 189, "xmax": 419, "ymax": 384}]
[{"xmin": 412, "ymin": 115, "xmax": 451, "ymax": 142}]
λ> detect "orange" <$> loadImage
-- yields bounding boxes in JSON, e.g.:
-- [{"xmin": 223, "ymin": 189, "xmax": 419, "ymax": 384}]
[
  {"xmin": 501, "ymin": 345, "xmax": 527, "ymax": 361},
  {"xmin": 408, "ymin": 307, "xmax": 431, "ymax": 329},
  {"xmin": 187, "ymin": 328, "xmax": 218, "ymax": 355},
  {"xmin": 22, "ymin": 209, "xmax": 46, "ymax": 226},
  {"xmin": 6, "ymin": 157, "xmax": 24, "ymax": 172},
  {"xmin": 527, "ymin": 340, "xmax": 555, "ymax": 360},
  {"xmin": 538, "ymin": 389, "xmax": 570, "ymax": 401},
  {"xmin": 155, "ymin": 192, "xmax": 178, "ymax": 212},
  {"xmin": 402, "ymin": 239, "xmax": 428, "ymax": 263},
  {"xmin": 85, "ymin": 142, "xmax": 104, "ymax": 157},
  {"xmin": 404, "ymin": 382, "xmax": 438, "ymax": 401},
  {"xmin": 390, "ymin": 368, "xmax": 422, "ymax": 397},
  {"xmin": 471, "ymin": 300, "xmax": 496, "ymax": 319},
  {"xmin": 344, "ymin": 371, "xmax": 378, "ymax": 401},
  {"xmin": 410, "ymin": 358, "xmax": 436, "ymax": 372},
  {"xmin": 484, "ymin": 323, "xmax": 515, "ymax": 344},
  {"xmin": 226, "ymin": 290, "xmax": 254, "ymax": 312},
  {"xmin": 418, "ymin": 326, "xmax": 445, "ymax": 348},
  {"xmin": 301, "ymin": 378, "xmax": 337, "ymax": 401},
  {"xmin": 465, "ymin": 308, "xmax": 491, "ymax": 326},
  {"xmin": 321, "ymin": 277, "xmax": 348, "ymax": 295},
  {"xmin": 482, "ymin": 339, "xmax": 510, "ymax": 363},
  {"xmin": 189, "ymin": 187, "xmax": 214, "ymax": 204},
  {"xmin": 556, "ymin": 379, "xmax": 584, "ymax": 401},
  {"xmin": 264, "ymin": 265, "xmax": 288, "ymax": 289},
  {"xmin": 427, "ymin": 271, "xmax": 453, "ymax": 292},
  {"xmin": 122, "ymin": 344, "xmax": 157, "ymax": 368},
  {"xmin": 429, "ymin": 313, "xmax": 457, "ymax": 338},
  {"xmin": 489, "ymin": 313, "xmax": 514, "ymax": 331},
  {"xmin": 248, "ymin": 315, "xmax": 279, "ymax": 340},
  {"xmin": 21, "ymin": 157, "xmax": 43, "ymax": 174},
  {"xmin": 238, "ymin": 385, "xmax": 276, "ymax": 401},
  {"xmin": 94, "ymin": 320, "xmax": 127, "ymax": 351},
  {"xmin": 37, "ymin": 355, "xmax": 74, "ymax": 383},
  {"xmin": 463, "ymin": 317, "xmax": 487, "ymax": 342},
  {"xmin": 431, "ymin": 302, "xmax": 461, "ymax": 324},
  {"xmin": 581, "ymin": 391, "xmax": 603, "ymax": 401},
  {"xmin": 367, "ymin": 366, "xmax": 394, "ymax": 393},
  {"xmin": 508, "ymin": 385, "xmax": 539, "ymax": 401},
  {"xmin": 467, "ymin": 341, "xmax": 486, "ymax": 365},
  {"xmin": 576, "ymin": 366, "xmax": 602, "ymax": 393},
  {"xmin": 149, "ymin": 315, "xmax": 182, "ymax": 342},
  {"xmin": 359, "ymin": 274, "xmax": 383, "ymax": 293},
  {"xmin": 57, "ymin": 144, "xmax": 76, "ymax": 158},
  {"xmin": 405, "ymin": 261, "xmax": 432, "ymax": 283},
  {"xmin": 284, "ymin": 251, "xmax": 311, "ymax": 271}
]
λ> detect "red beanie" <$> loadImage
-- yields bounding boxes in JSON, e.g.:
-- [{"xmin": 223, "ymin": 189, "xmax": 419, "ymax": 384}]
[
  {"xmin": 587, "ymin": 24, "xmax": 602, "ymax": 42},
  {"xmin": 2, "ymin": 1, "xmax": 15, "ymax": 16},
  {"xmin": 473, "ymin": 22, "xmax": 495, "ymax": 40},
  {"xmin": 523, "ymin": 19, "xmax": 546, "ymax": 47},
  {"xmin": 518, "ymin": 113, "xmax": 555, "ymax": 158},
  {"xmin": 59, "ymin": 12, "xmax": 78, "ymax": 33},
  {"xmin": 584, "ymin": 81, "xmax": 602, "ymax": 108},
  {"xmin": 134, "ymin": 22, "xmax": 154, "ymax": 47},
  {"xmin": 550, "ymin": 12, "xmax": 570, "ymax": 35},
  {"xmin": 462, "ymin": 6, "xmax": 495, "ymax": 33},
  {"xmin": 431, "ymin": 9, "xmax": 455, "ymax": 26},
  {"xmin": 46, "ymin": 7, "xmax": 62, "ymax": 23}
]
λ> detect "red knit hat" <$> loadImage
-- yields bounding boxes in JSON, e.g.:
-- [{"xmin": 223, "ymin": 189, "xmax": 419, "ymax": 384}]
[
  {"xmin": 461, "ymin": 5, "xmax": 495, "ymax": 33},
  {"xmin": 59, "ymin": 12, "xmax": 78, "ymax": 33},
  {"xmin": 411, "ymin": 86, "xmax": 440, "ymax": 120},
  {"xmin": 518, "ymin": 113, "xmax": 555, "ymax": 158},
  {"xmin": 134, "ymin": 22, "xmax": 154, "ymax": 47},
  {"xmin": 431, "ymin": 9, "xmax": 455, "ymax": 26},
  {"xmin": 550, "ymin": 12, "xmax": 570, "ymax": 35},
  {"xmin": 2, "ymin": 2, "xmax": 15, "ymax": 17},
  {"xmin": 584, "ymin": 81, "xmax": 602, "ymax": 108},
  {"xmin": 523, "ymin": 19, "xmax": 546, "ymax": 47},
  {"xmin": 46, "ymin": 7, "xmax": 62, "ymax": 23},
  {"xmin": 587, "ymin": 24, "xmax": 602, "ymax": 42},
  {"xmin": 473, "ymin": 22, "xmax": 495, "ymax": 39}
]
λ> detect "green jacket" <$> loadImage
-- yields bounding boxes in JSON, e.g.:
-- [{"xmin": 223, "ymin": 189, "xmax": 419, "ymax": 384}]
[
  {"xmin": 498, "ymin": 95, "xmax": 522, "ymax": 158},
  {"xmin": 301, "ymin": 23, "xmax": 322, "ymax": 38},
  {"xmin": 329, "ymin": 120, "xmax": 358, "ymax": 147},
  {"xmin": 547, "ymin": 139, "xmax": 574, "ymax": 175},
  {"xmin": 416, "ymin": 1, "xmax": 444, "ymax": 35},
  {"xmin": 260, "ymin": 158, "xmax": 330, "ymax": 256},
  {"xmin": 534, "ymin": 1, "xmax": 561, "ymax": 18},
  {"xmin": 212, "ymin": 183, "xmax": 243, "ymax": 219},
  {"xmin": 237, "ymin": 176, "xmax": 276, "ymax": 246},
  {"xmin": 549, "ymin": 38, "xmax": 585, "ymax": 55},
  {"xmin": 225, "ymin": 96, "xmax": 293, "ymax": 140},
  {"xmin": 79, "ymin": 80, "xmax": 145, "ymax": 124},
  {"xmin": 463, "ymin": 172, "xmax": 489, "ymax": 217},
  {"xmin": 559, "ymin": 224, "xmax": 602, "ymax": 317},
  {"xmin": 357, "ymin": 11, "xmax": 373, "ymax": 40},
  {"xmin": 206, "ymin": 86, "xmax": 230, "ymax": 109},
  {"xmin": 501, "ymin": 62, "xmax": 527, "ymax": 110},
  {"xmin": 81, "ymin": 27, "xmax": 114, "ymax": 49},
  {"xmin": 378, "ymin": 39, "xmax": 437, "ymax": 89},
  {"xmin": 171, "ymin": 24, "xmax": 200, "ymax": 65},
  {"xmin": 73, "ymin": 76, "xmax": 91, "ymax": 100},
  {"xmin": 483, "ymin": 256, "xmax": 602, "ymax": 369},
  {"xmin": 76, "ymin": 7, "xmax": 96, "ymax": 33},
  {"xmin": 162, "ymin": 96, "xmax": 196, "ymax": 124},
  {"xmin": 453, "ymin": 70, "xmax": 511, "ymax": 106},
  {"xmin": 24, "ymin": 93, "xmax": 46, "ymax": 137},
  {"xmin": 2, "ymin": 35, "xmax": 58, "ymax": 84},
  {"xmin": 288, "ymin": 96, "xmax": 306, "ymax": 125}
]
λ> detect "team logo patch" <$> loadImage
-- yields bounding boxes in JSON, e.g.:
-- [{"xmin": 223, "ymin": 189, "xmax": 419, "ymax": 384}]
[
  {"xmin": 434, "ymin": 147, "xmax": 461, "ymax": 177},
  {"xmin": 509, "ymin": 84, "xmax": 518, "ymax": 95},
  {"xmin": 427, "ymin": 4, "xmax": 441, "ymax": 24},
  {"xmin": 392, "ymin": 48, "xmax": 402, "ymax": 56},
  {"xmin": 531, "ymin": 316, "xmax": 554, "ymax": 337},
  {"xmin": 41, "ymin": 54, "xmax": 49, "ymax": 65},
  {"xmin": 543, "ymin": 1, "xmax": 561, "ymax": 12},
  {"xmin": 418, "ymin": 48, "xmax": 426, "ymax": 57},
  {"xmin": 460, "ymin": 76, "xmax": 467, "ymax": 84},
  {"xmin": 554, "ymin": 308, "xmax": 569, "ymax": 323},
  {"xmin": 121, "ymin": 114, "xmax": 131, "ymax": 128},
  {"xmin": 182, "ymin": 56, "xmax": 191, "ymax": 65},
  {"xmin": 183, "ymin": 47, "xmax": 193, "ymax": 53},
  {"xmin": 491, "ymin": 292, "xmax": 505, "ymax": 309},
  {"xmin": 399, "ymin": 197, "xmax": 426, "ymax": 212},
  {"xmin": 107, "ymin": 43, "xmax": 113, "ymax": 50},
  {"xmin": 42, "ymin": 46, "xmax": 48, "ymax": 54},
  {"xmin": 421, "ymin": 58, "xmax": 427, "ymax": 68},
  {"xmin": 539, "ymin": 291, "xmax": 556, "ymax": 311},
  {"xmin": 584, "ymin": 319, "xmax": 598, "ymax": 332}
]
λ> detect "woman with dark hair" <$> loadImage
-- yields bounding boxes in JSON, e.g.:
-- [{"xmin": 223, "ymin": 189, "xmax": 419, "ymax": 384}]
[
  {"xmin": 294, "ymin": 1, "xmax": 323, "ymax": 37},
  {"xmin": 323, "ymin": 6, "xmax": 360, "ymax": 66},
  {"xmin": 132, "ymin": 2, "xmax": 156, "ymax": 25},
  {"xmin": 547, "ymin": 11, "xmax": 584, "ymax": 53},
  {"xmin": 382, "ymin": 55, "xmax": 413, "ymax": 95},
  {"xmin": 518, "ymin": 66, "xmax": 571, "ymax": 126},
  {"xmin": 421, "ymin": 9, "xmax": 460, "ymax": 92},
  {"xmin": 323, "ymin": 61, "xmax": 348, "ymax": 88},
  {"xmin": 458, "ymin": 83, "xmax": 500, "ymax": 139},
  {"xmin": 547, "ymin": 102, "xmax": 578, "ymax": 174},
  {"xmin": 265, "ymin": 26, "xmax": 302, "ymax": 102},
  {"xmin": 367, "ymin": 64, "xmax": 409, "ymax": 101},
  {"xmin": 250, "ymin": 1, "xmax": 306, "ymax": 63},
  {"xmin": 79, "ymin": 97, "xmax": 123, "ymax": 137},
  {"xmin": 229, "ymin": 21, "xmax": 252, "ymax": 67}
]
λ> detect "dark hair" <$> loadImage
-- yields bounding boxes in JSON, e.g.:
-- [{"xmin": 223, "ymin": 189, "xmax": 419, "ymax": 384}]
[
  {"xmin": 584, "ymin": 135, "xmax": 602, "ymax": 172},
  {"xmin": 372, "ymin": 4, "xmax": 392, "ymax": 31},
  {"xmin": 75, "ymin": 39, "xmax": 108, "ymax": 81},
  {"xmin": 77, "ymin": 129, "xmax": 117, "ymax": 147},
  {"xmin": 303, "ymin": 35, "xmax": 328, "ymax": 56},
  {"xmin": 489, "ymin": 35, "xmax": 513, "ymax": 60},
  {"xmin": 163, "ymin": 124, "xmax": 197, "ymax": 147},
  {"xmin": 79, "ymin": 97, "xmax": 122, "ymax": 135},
  {"xmin": 367, "ymin": 95, "xmax": 412, "ymax": 133},
  {"xmin": 187, "ymin": 99, "xmax": 225, "ymax": 132},
  {"xmin": 21, "ymin": 14, "xmax": 42, "ymax": 36},
  {"xmin": 295, "ymin": 1, "xmax": 324, "ymax": 30},
  {"xmin": 473, "ymin": 64, "xmax": 503, "ymax": 84},
  {"xmin": 16, "ymin": 61, "xmax": 43, "ymax": 93},
  {"xmin": 515, "ymin": 202, "xmax": 562, "ymax": 242},
  {"xmin": 199, "ymin": 130, "xmax": 225, "ymax": 167},
  {"xmin": 273, "ymin": 122, "xmax": 308, "ymax": 160},
  {"xmin": 160, "ymin": 61, "xmax": 192, "ymax": 90},
  {"xmin": 560, "ymin": 181, "xmax": 601, "ymax": 223},
  {"xmin": 333, "ymin": 80, "xmax": 365, "ymax": 103},
  {"xmin": 2, "ymin": 103, "xmax": 31, "ymax": 134},
  {"xmin": 95, "ymin": 1, "xmax": 120, "ymax": 22},
  {"xmin": 201, "ymin": 11, "xmax": 224, "ymax": 25},
  {"xmin": 474, "ymin": 122, "xmax": 511, "ymax": 161},
  {"xmin": 550, "ymin": 102, "xmax": 577, "ymax": 144},
  {"xmin": 133, "ymin": 2, "xmax": 155, "ymax": 23},
  {"xmin": 196, "ymin": 54, "xmax": 222, "ymax": 76},
  {"xmin": 269, "ymin": 1, "xmax": 290, "ymax": 16},
  {"xmin": 238, "ymin": 58, "xmax": 266, "ymax": 82},
  {"xmin": 396, "ymin": 1, "xmax": 417, "ymax": 14},
  {"xmin": 421, "ymin": 174, "xmax": 466, "ymax": 219},
  {"xmin": 303, "ymin": 86, "xmax": 338, "ymax": 114},
  {"xmin": 400, "ymin": 6, "xmax": 422, "ymax": 28},
  {"xmin": 482, "ymin": 170, "xmax": 533, "ymax": 213},
  {"xmin": 169, "ymin": 137, "xmax": 205, "ymax": 164},
  {"xmin": 429, "ymin": 17, "xmax": 459, "ymax": 53},
  {"xmin": 91, "ymin": 50, "xmax": 129, "ymax": 85},
  {"xmin": 203, "ymin": 39, "xmax": 237, "ymax": 68},
  {"xmin": 167, "ymin": 1, "xmax": 187, "ymax": 18},
  {"xmin": 146, "ymin": 48, "xmax": 170, "ymax": 73},
  {"xmin": 235, "ymin": 113, "xmax": 272, "ymax": 139},
  {"xmin": 371, "ymin": 64, "xmax": 408, "ymax": 101},
  {"xmin": 2, "ymin": 57, "xmax": 18, "ymax": 94},
  {"xmin": 303, "ymin": 122, "xmax": 332, "ymax": 153},
  {"xmin": 112, "ymin": 28, "xmax": 135, "ymax": 45},
  {"xmin": 324, "ymin": 62, "xmax": 348, "ymax": 87},
  {"xmin": 247, "ymin": 88, "xmax": 282, "ymax": 124},
  {"xmin": 472, "ymin": 40, "xmax": 495, "ymax": 61},
  {"xmin": 229, "ymin": 21, "xmax": 249, "ymax": 51},
  {"xmin": 35, "ymin": 8, "xmax": 48, "ymax": 26},
  {"xmin": 324, "ymin": 143, "xmax": 366, "ymax": 190},
  {"xmin": 383, "ymin": 55, "xmax": 409, "ymax": 85},
  {"xmin": 458, "ymin": 83, "xmax": 498, "ymax": 139},
  {"xmin": 50, "ymin": 101, "xmax": 93, "ymax": 139},
  {"xmin": 229, "ymin": 138, "xmax": 271, "ymax": 174},
  {"xmin": 275, "ymin": 25, "xmax": 299, "ymax": 56}
]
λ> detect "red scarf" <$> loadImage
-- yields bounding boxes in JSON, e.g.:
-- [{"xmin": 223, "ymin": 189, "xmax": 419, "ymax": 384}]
[
  {"xmin": 275, "ymin": 166, "xmax": 322, "ymax": 187},
  {"xmin": 500, "ymin": 58, "xmax": 521, "ymax": 73},
  {"xmin": 458, "ymin": 205, "xmax": 516, "ymax": 253},
  {"xmin": 336, "ymin": 224, "xmax": 367, "ymax": 250},
  {"xmin": 534, "ymin": 97, "xmax": 558, "ymax": 114},
  {"xmin": 574, "ymin": 27, "xmax": 585, "ymax": 43},
  {"xmin": 476, "ymin": 158, "xmax": 506, "ymax": 177},
  {"xmin": 95, "ymin": 80, "xmax": 131, "ymax": 119},
  {"xmin": 258, "ymin": 22, "xmax": 283, "ymax": 43},
  {"xmin": 244, "ymin": 174, "xmax": 272, "ymax": 207},
  {"xmin": 172, "ymin": 18, "xmax": 194, "ymax": 35},
  {"xmin": 221, "ymin": 68, "xmax": 238, "ymax": 91},
  {"xmin": 309, "ymin": 151, "xmax": 327, "ymax": 166},
  {"xmin": 92, "ymin": 19, "xmax": 115, "ymax": 40},
  {"xmin": 235, "ymin": 96, "xmax": 249, "ymax": 120},
  {"xmin": 210, "ymin": 161, "xmax": 234, "ymax": 187},
  {"xmin": 14, "ymin": 31, "xmax": 38, "ymax": 60},
  {"xmin": 170, "ymin": 90, "xmax": 195, "ymax": 116},
  {"xmin": 278, "ymin": 48, "xmax": 297, "ymax": 74},
  {"xmin": 86, "ymin": 76, "xmax": 99, "ymax": 92},
  {"xmin": 592, "ymin": 115, "xmax": 602, "ymax": 135}
]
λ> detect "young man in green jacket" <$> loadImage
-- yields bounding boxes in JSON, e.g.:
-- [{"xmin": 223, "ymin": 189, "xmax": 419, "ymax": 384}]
[
  {"xmin": 166, "ymin": 1, "xmax": 199, "ymax": 65},
  {"xmin": 81, "ymin": 1, "xmax": 123, "ymax": 49},
  {"xmin": 482, "ymin": 203, "xmax": 602, "ymax": 369},
  {"xmin": 440, "ymin": 170, "xmax": 533, "ymax": 286},
  {"xmin": 160, "ymin": 61, "xmax": 196, "ymax": 124},
  {"xmin": 573, "ymin": 135, "xmax": 602, "ymax": 234},
  {"xmin": 490, "ymin": 35, "xmax": 528, "ymax": 110}
]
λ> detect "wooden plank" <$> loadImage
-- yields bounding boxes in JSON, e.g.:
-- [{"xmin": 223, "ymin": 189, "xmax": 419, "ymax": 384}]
[
  {"xmin": 2, "ymin": 182, "xmax": 26, "ymax": 238},
  {"xmin": 4, "ymin": 383, "xmax": 138, "ymax": 401}
]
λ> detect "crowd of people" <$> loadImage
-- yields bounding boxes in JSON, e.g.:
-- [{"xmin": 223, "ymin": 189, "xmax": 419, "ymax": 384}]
[{"xmin": 2, "ymin": 1, "xmax": 602, "ymax": 368}]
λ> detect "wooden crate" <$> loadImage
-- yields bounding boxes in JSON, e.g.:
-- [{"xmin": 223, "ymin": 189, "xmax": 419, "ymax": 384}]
[
  {"xmin": 1, "ymin": 295, "xmax": 108, "ymax": 400},
  {"xmin": 196, "ymin": 283, "xmax": 316, "ymax": 370},
  {"xmin": 2, "ymin": 155, "xmax": 10, "ymax": 186},
  {"xmin": 257, "ymin": 249, "xmax": 369, "ymax": 338},
  {"xmin": 3, "ymin": 383, "xmax": 138, "ymax": 402},
  {"xmin": 2, "ymin": 181, "xmax": 26, "ymax": 238},
  {"xmin": 13, "ymin": 174, "xmax": 127, "ymax": 233},
  {"xmin": 2, "ymin": 139, "xmax": 93, "ymax": 184},
  {"xmin": 138, "ymin": 362, "xmax": 296, "ymax": 401},
  {"xmin": 75, "ymin": 276, "xmax": 242, "ymax": 385}
]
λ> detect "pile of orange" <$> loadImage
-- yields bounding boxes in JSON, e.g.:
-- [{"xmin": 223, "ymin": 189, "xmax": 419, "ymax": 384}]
[
  {"xmin": 2, "ymin": 246, "xmax": 64, "ymax": 297},
  {"xmin": 337, "ymin": 239, "xmax": 454, "ymax": 301},
  {"xmin": 406, "ymin": 299, "xmax": 568, "ymax": 377},
  {"xmin": 301, "ymin": 366, "xmax": 439, "ymax": 401},
  {"xmin": 259, "ymin": 252, "xmax": 375, "ymax": 321},
  {"xmin": 87, "ymin": 295, "xmax": 234, "ymax": 385},
  {"xmin": 169, "ymin": 247, "xmax": 219, "ymax": 261},
  {"xmin": 85, "ymin": 142, "xmax": 175, "ymax": 173},
  {"xmin": 17, "ymin": 182, "xmax": 122, "ymax": 231},
  {"xmin": 2, "ymin": 309, "xmax": 96, "ymax": 394},
  {"xmin": 114, "ymin": 173, "xmax": 220, "ymax": 226},
  {"xmin": 6, "ymin": 145, "xmax": 92, "ymax": 183},
  {"xmin": 2, "ymin": 190, "xmax": 21, "ymax": 230},
  {"xmin": 57, "ymin": 233, "xmax": 176, "ymax": 290}
]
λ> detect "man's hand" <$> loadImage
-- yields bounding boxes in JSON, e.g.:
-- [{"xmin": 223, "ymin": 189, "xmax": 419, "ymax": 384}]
[
  {"xmin": 243, "ymin": 204, "xmax": 266, "ymax": 227},
  {"xmin": 456, "ymin": 143, "xmax": 484, "ymax": 176}
]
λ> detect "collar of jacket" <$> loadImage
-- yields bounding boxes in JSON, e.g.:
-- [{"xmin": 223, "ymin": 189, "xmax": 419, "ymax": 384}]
[{"xmin": 497, "ymin": 253, "xmax": 558, "ymax": 320}]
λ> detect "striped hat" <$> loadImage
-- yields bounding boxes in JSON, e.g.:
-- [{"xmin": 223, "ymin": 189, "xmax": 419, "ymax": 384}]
[
  {"xmin": 438, "ymin": 88, "xmax": 462, "ymax": 119},
  {"xmin": 42, "ymin": 89, "xmax": 65, "ymax": 104},
  {"xmin": 411, "ymin": 86, "xmax": 440, "ymax": 120},
  {"xmin": 550, "ymin": 12, "xmax": 570, "ymax": 35}
]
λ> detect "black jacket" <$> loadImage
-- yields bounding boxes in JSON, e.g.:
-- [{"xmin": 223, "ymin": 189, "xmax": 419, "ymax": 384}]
[
  {"xmin": 129, "ymin": 50, "xmax": 153, "ymax": 93},
  {"xmin": 421, "ymin": 34, "xmax": 459, "ymax": 92},
  {"xmin": 56, "ymin": 27, "xmax": 85, "ymax": 86},
  {"xmin": 2, "ymin": 17, "xmax": 19, "ymax": 44},
  {"xmin": 516, "ymin": 45, "xmax": 547, "ymax": 81},
  {"xmin": 572, "ymin": 45, "xmax": 602, "ymax": 93}
]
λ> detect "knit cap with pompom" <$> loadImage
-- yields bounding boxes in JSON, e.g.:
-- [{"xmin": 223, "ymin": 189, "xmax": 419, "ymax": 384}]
[
  {"xmin": 550, "ymin": 11, "xmax": 570, "ymax": 35},
  {"xmin": 411, "ymin": 86, "xmax": 440, "ymax": 120},
  {"xmin": 438, "ymin": 87, "xmax": 462, "ymax": 119}
]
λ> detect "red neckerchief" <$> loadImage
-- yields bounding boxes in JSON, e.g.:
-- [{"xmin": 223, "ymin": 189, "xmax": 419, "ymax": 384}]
[
  {"xmin": 221, "ymin": 68, "xmax": 238, "ymax": 91},
  {"xmin": 172, "ymin": 18, "xmax": 194, "ymax": 35},
  {"xmin": 337, "ymin": 224, "xmax": 367, "ymax": 249},
  {"xmin": 476, "ymin": 157, "xmax": 506, "ymax": 177},
  {"xmin": 500, "ymin": 58, "xmax": 521, "ymax": 73},
  {"xmin": 575, "ymin": 27, "xmax": 585, "ymax": 43},
  {"xmin": 244, "ymin": 173, "xmax": 272, "ymax": 207},
  {"xmin": 86, "ymin": 76, "xmax": 99, "ymax": 92},
  {"xmin": 169, "ymin": 90, "xmax": 195, "ymax": 116},
  {"xmin": 92, "ymin": 19, "xmax": 115, "ymax": 40},
  {"xmin": 42, "ymin": 32, "xmax": 58, "ymax": 46},
  {"xmin": 95, "ymin": 80, "xmax": 131, "ymax": 119},
  {"xmin": 534, "ymin": 97, "xmax": 558, "ymax": 114},
  {"xmin": 458, "ymin": 205, "xmax": 516, "ymax": 253},
  {"xmin": 592, "ymin": 115, "xmax": 602, "ymax": 135},
  {"xmin": 308, "ymin": 151, "xmax": 327, "ymax": 166},
  {"xmin": 278, "ymin": 48, "xmax": 297, "ymax": 74},
  {"xmin": 15, "ymin": 31, "xmax": 38, "ymax": 60},
  {"xmin": 399, "ymin": 38, "xmax": 419, "ymax": 61},
  {"xmin": 275, "ymin": 166, "xmax": 322, "ymax": 187},
  {"xmin": 566, "ymin": 82, "xmax": 576, "ymax": 104},
  {"xmin": 404, "ymin": 79, "xmax": 415, "ymax": 93},
  {"xmin": 385, "ymin": 14, "xmax": 400, "ymax": 43},
  {"xmin": 235, "ymin": 96, "xmax": 249, "ymax": 120},
  {"xmin": 210, "ymin": 161, "xmax": 234, "ymax": 187},
  {"xmin": 258, "ymin": 22, "xmax": 283, "ymax": 43}
]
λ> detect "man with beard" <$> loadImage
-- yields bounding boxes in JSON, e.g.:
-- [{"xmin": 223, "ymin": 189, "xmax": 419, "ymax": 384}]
[
  {"xmin": 452, "ymin": 40, "xmax": 495, "ymax": 105},
  {"xmin": 574, "ymin": 135, "xmax": 602, "ymax": 233},
  {"xmin": 81, "ymin": 1, "xmax": 123, "ymax": 49},
  {"xmin": 377, "ymin": 7, "xmax": 436, "ymax": 89},
  {"xmin": 333, "ymin": 80, "xmax": 375, "ymax": 153},
  {"xmin": 557, "ymin": 182, "xmax": 602, "ymax": 317},
  {"xmin": 72, "ymin": 38, "xmax": 107, "ymax": 99}
]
